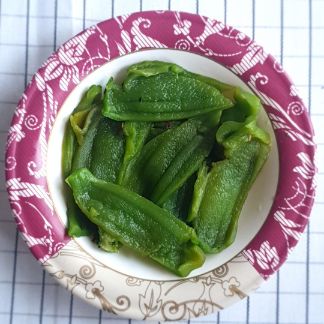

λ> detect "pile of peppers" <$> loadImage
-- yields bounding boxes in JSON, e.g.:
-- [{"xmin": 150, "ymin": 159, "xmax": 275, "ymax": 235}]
[{"xmin": 63, "ymin": 61, "xmax": 271, "ymax": 277}]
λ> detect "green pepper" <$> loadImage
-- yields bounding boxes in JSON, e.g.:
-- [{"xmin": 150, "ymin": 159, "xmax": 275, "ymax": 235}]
[
  {"xmin": 189, "ymin": 122, "xmax": 270, "ymax": 253},
  {"xmin": 151, "ymin": 133, "xmax": 213, "ymax": 205},
  {"xmin": 127, "ymin": 60, "xmax": 235, "ymax": 98},
  {"xmin": 62, "ymin": 85, "xmax": 102, "ymax": 178},
  {"xmin": 65, "ymin": 88, "xmax": 124, "ymax": 240},
  {"xmin": 66, "ymin": 168, "xmax": 205, "ymax": 277},
  {"xmin": 123, "ymin": 119, "xmax": 201, "ymax": 196},
  {"xmin": 187, "ymin": 163, "xmax": 209, "ymax": 223},
  {"xmin": 70, "ymin": 108, "xmax": 97, "ymax": 146},
  {"xmin": 126, "ymin": 61, "xmax": 260, "ymax": 118},
  {"xmin": 71, "ymin": 108, "xmax": 102, "ymax": 171},
  {"xmin": 162, "ymin": 174, "xmax": 196, "ymax": 222},
  {"xmin": 98, "ymin": 227, "xmax": 121, "ymax": 252},
  {"xmin": 70, "ymin": 109, "xmax": 124, "ymax": 247},
  {"xmin": 62, "ymin": 86, "xmax": 102, "ymax": 237},
  {"xmin": 184, "ymin": 72, "xmax": 271, "ymax": 252},
  {"xmin": 190, "ymin": 127, "xmax": 269, "ymax": 253},
  {"xmin": 90, "ymin": 117, "xmax": 125, "ymax": 183},
  {"xmin": 72, "ymin": 109, "xmax": 125, "ymax": 183},
  {"xmin": 102, "ymin": 70, "xmax": 233, "ymax": 121},
  {"xmin": 117, "ymin": 121, "xmax": 151, "ymax": 185},
  {"xmin": 127, "ymin": 60, "xmax": 185, "ymax": 78},
  {"xmin": 69, "ymin": 85, "xmax": 102, "ymax": 145},
  {"xmin": 66, "ymin": 108, "xmax": 101, "ymax": 238},
  {"xmin": 62, "ymin": 124, "xmax": 76, "ymax": 180}
]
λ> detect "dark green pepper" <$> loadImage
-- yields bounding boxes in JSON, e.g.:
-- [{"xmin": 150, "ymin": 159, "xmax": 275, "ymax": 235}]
[
  {"xmin": 62, "ymin": 85, "xmax": 102, "ymax": 178},
  {"xmin": 72, "ymin": 108, "xmax": 102, "ymax": 172},
  {"xmin": 126, "ymin": 61, "xmax": 259, "ymax": 121},
  {"xmin": 151, "ymin": 133, "xmax": 213, "ymax": 205},
  {"xmin": 162, "ymin": 174, "xmax": 196, "ymax": 222},
  {"xmin": 123, "ymin": 119, "xmax": 201, "ymax": 196},
  {"xmin": 90, "ymin": 117, "xmax": 125, "ymax": 183},
  {"xmin": 102, "ymin": 70, "xmax": 233, "ymax": 121},
  {"xmin": 127, "ymin": 60, "xmax": 235, "ymax": 99},
  {"xmin": 182, "ymin": 67, "xmax": 271, "ymax": 252},
  {"xmin": 62, "ymin": 86, "xmax": 102, "ymax": 237},
  {"xmin": 71, "ymin": 108, "xmax": 124, "ymax": 247},
  {"xmin": 189, "ymin": 122, "xmax": 271, "ymax": 253},
  {"xmin": 69, "ymin": 85, "xmax": 102, "ymax": 145},
  {"xmin": 66, "ymin": 168, "xmax": 205, "ymax": 277},
  {"xmin": 66, "ymin": 108, "xmax": 101, "ymax": 238},
  {"xmin": 117, "ymin": 121, "xmax": 151, "ymax": 185}
]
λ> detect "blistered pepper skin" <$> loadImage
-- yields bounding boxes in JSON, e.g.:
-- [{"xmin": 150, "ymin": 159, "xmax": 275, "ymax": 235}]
[
  {"xmin": 117, "ymin": 121, "xmax": 151, "ymax": 185},
  {"xmin": 191, "ymin": 135, "xmax": 269, "ymax": 253},
  {"xmin": 151, "ymin": 134, "xmax": 213, "ymax": 205},
  {"xmin": 102, "ymin": 71, "xmax": 233, "ymax": 121},
  {"xmin": 62, "ymin": 85, "xmax": 102, "ymax": 178},
  {"xmin": 123, "ymin": 119, "xmax": 201, "ymax": 196},
  {"xmin": 70, "ymin": 110, "xmax": 124, "ymax": 248},
  {"xmin": 162, "ymin": 174, "xmax": 196, "ymax": 222},
  {"xmin": 189, "ymin": 117, "xmax": 271, "ymax": 253},
  {"xmin": 66, "ymin": 168, "xmax": 205, "ymax": 277},
  {"xmin": 90, "ymin": 117, "xmax": 125, "ymax": 183},
  {"xmin": 62, "ymin": 86, "xmax": 102, "ymax": 237}
]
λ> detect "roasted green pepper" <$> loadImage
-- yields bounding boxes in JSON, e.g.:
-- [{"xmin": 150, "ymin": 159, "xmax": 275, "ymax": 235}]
[
  {"xmin": 66, "ymin": 106, "xmax": 100, "ymax": 238},
  {"xmin": 66, "ymin": 168, "xmax": 205, "ymax": 277},
  {"xmin": 162, "ymin": 174, "xmax": 196, "ymax": 222},
  {"xmin": 90, "ymin": 117, "xmax": 125, "ymax": 183},
  {"xmin": 117, "ymin": 121, "xmax": 151, "ymax": 185},
  {"xmin": 151, "ymin": 133, "xmax": 213, "ymax": 205},
  {"xmin": 71, "ymin": 108, "xmax": 102, "ymax": 172},
  {"xmin": 71, "ymin": 108, "xmax": 124, "ymax": 247},
  {"xmin": 62, "ymin": 86, "xmax": 102, "ymax": 237},
  {"xmin": 188, "ymin": 120, "xmax": 271, "ymax": 253},
  {"xmin": 123, "ymin": 119, "xmax": 201, "ymax": 196},
  {"xmin": 62, "ymin": 61, "xmax": 272, "ymax": 275},
  {"xmin": 62, "ymin": 85, "xmax": 102, "ymax": 178},
  {"xmin": 127, "ymin": 60, "xmax": 235, "ymax": 99},
  {"xmin": 102, "ymin": 68, "xmax": 233, "ymax": 121},
  {"xmin": 69, "ymin": 85, "xmax": 102, "ymax": 145}
]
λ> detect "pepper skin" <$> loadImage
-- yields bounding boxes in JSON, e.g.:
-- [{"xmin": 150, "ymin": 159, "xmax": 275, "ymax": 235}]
[
  {"xmin": 66, "ymin": 168, "xmax": 205, "ymax": 277},
  {"xmin": 89, "ymin": 117, "xmax": 125, "ymax": 183},
  {"xmin": 62, "ymin": 86, "xmax": 102, "ymax": 237},
  {"xmin": 122, "ymin": 119, "xmax": 202, "ymax": 196},
  {"xmin": 70, "ymin": 109, "xmax": 124, "ymax": 247},
  {"xmin": 102, "ymin": 71, "xmax": 233, "ymax": 121},
  {"xmin": 117, "ymin": 121, "xmax": 151, "ymax": 185},
  {"xmin": 62, "ymin": 85, "xmax": 102, "ymax": 178},
  {"xmin": 69, "ymin": 85, "xmax": 102, "ymax": 145},
  {"xmin": 162, "ymin": 174, "xmax": 196, "ymax": 222},
  {"xmin": 189, "ymin": 123, "xmax": 271, "ymax": 253},
  {"xmin": 151, "ymin": 133, "xmax": 213, "ymax": 205}
]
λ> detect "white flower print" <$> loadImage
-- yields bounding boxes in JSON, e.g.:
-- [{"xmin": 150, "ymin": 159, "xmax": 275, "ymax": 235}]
[
  {"xmin": 43, "ymin": 28, "xmax": 95, "ymax": 91},
  {"xmin": 173, "ymin": 19, "xmax": 192, "ymax": 36},
  {"xmin": 253, "ymin": 241, "xmax": 280, "ymax": 271}
]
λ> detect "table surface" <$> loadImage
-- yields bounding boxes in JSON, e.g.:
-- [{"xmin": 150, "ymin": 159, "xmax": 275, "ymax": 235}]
[{"xmin": 0, "ymin": 0, "xmax": 323, "ymax": 323}]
